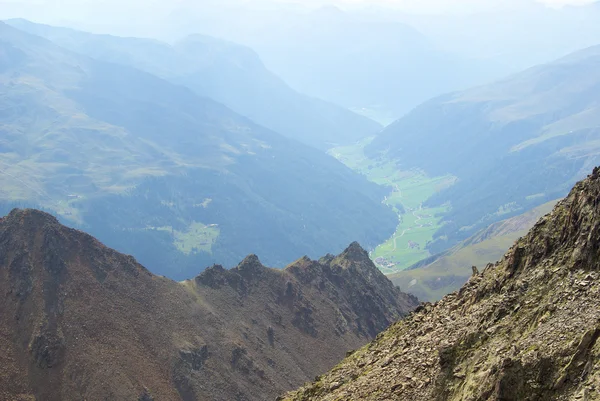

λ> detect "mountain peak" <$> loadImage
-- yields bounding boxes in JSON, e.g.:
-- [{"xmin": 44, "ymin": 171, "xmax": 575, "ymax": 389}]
[
  {"xmin": 337, "ymin": 242, "xmax": 371, "ymax": 265},
  {"xmin": 4, "ymin": 208, "xmax": 60, "ymax": 227},
  {"xmin": 235, "ymin": 254, "xmax": 265, "ymax": 274},
  {"xmin": 312, "ymin": 5, "xmax": 345, "ymax": 17}
]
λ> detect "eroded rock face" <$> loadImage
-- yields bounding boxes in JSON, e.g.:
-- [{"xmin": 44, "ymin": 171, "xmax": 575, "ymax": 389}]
[
  {"xmin": 179, "ymin": 346, "xmax": 210, "ymax": 371},
  {"xmin": 283, "ymin": 167, "xmax": 600, "ymax": 401},
  {"xmin": 0, "ymin": 209, "xmax": 417, "ymax": 401}
]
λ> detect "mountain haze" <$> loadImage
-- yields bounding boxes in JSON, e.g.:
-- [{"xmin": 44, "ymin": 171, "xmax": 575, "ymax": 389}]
[
  {"xmin": 5, "ymin": 18, "xmax": 381, "ymax": 150},
  {"xmin": 401, "ymin": 1, "xmax": 600, "ymax": 76},
  {"xmin": 157, "ymin": 4, "xmax": 503, "ymax": 121},
  {"xmin": 284, "ymin": 167, "xmax": 600, "ymax": 400},
  {"xmin": 243, "ymin": 7, "xmax": 501, "ymax": 119},
  {"xmin": 0, "ymin": 21, "xmax": 397, "ymax": 279},
  {"xmin": 0, "ymin": 208, "xmax": 418, "ymax": 401}
]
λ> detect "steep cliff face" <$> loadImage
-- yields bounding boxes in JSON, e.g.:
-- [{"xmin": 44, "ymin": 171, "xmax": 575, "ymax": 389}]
[
  {"xmin": 0, "ymin": 209, "xmax": 417, "ymax": 401},
  {"xmin": 284, "ymin": 167, "xmax": 600, "ymax": 401}
]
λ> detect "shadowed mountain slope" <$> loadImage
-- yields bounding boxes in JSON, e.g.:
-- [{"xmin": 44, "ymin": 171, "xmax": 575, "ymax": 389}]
[
  {"xmin": 284, "ymin": 167, "xmax": 600, "ymax": 400},
  {"xmin": 0, "ymin": 209, "xmax": 417, "ymax": 401}
]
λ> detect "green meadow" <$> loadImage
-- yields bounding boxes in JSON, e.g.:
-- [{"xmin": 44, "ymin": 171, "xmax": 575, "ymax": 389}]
[
  {"xmin": 154, "ymin": 222, "xmax": 220, "ymax": 255},
  {"xmin": 329, "ymin": 138, "xmax": 454, "ymax": 273}
]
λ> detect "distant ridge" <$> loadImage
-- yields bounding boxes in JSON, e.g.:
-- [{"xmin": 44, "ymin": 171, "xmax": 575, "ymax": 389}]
[{"xmin": 5, "ymin": 18, "xmax": 382, "ymax": 150}]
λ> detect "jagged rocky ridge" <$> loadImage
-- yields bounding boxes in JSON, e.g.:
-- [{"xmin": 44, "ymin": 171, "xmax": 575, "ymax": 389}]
[
  {"xmin": 283, "ymin": 167, "xmax": 600, "ymax": 400},
  {"xmin": 0, "ymin": 209, "xmax": 417, "ymax": 401}
]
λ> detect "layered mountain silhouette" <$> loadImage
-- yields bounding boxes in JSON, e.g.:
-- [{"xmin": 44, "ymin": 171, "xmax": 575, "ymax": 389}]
[
  {"xmin": 284, "ymin": 167, "xmax": 600, "ymax": 400},
  {"xmin": 0, "ymin": 209, "xmax": 417, "ymax": 401},
  {"xmin": 5, "ymin": 18, "xmax": 381, "ymax": 150},
  {"xmin": 180, "ymin": 5, "xmax": 502, "ymax": 119},
  {"xmin": 368, "ymin": 44, "xmax": 600, "ymax": 253},
  {"xmin": 0, "ymin": 21, "xmax": 397, "ymax": 279}
]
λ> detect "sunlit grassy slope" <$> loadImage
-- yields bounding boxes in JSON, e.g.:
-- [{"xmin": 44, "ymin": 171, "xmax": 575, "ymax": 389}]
[
  {"xmin": 366, "ymin": 45, "xmax": 600, "ymax": 251},
  {"xmin": 389, "ymin": 200, "xmax": 558, "ymax": 301},
  {"xmin": 329, "ymin": 138, "xmax": 455, "ymax": 273},
  {"xmin": 153, "ymin": 222, "xmax": 220, "ymax": 255}
]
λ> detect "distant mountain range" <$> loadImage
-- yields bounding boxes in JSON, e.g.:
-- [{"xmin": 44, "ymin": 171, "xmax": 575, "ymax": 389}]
[
  {"xmin": 5, "ymin": 18, "xmax": 381, "ymax": 150},
  {"xmin": 231, "ymin": 7, "xmax": 503, "ymax": 120},
  {"xmin": 152, "ymin": 5, "xmax": 506, "ymax": 121},
  {"xmin": 0, "ymin": 21, "xmax": 396, "ymax": 279},
  {"xmin": 367, "ymin": 43, "xmax": 600, "ymax": 254},
  {"xmin": 0, "ymin": 209, "xmax": 417, "ymax": 401}
]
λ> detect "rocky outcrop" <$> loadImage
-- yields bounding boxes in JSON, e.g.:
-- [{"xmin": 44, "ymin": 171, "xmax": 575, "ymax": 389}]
[
  {"xmin": 283, "ymin": 167, "xmax": 600, "ymax": 401},
  {"xmin": 0, "ymin": 209, "xmax": 417, "ymax": 401}
]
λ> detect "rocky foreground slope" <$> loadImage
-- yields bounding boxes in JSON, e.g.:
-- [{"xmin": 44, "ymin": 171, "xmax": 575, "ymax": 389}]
[
  {"xmin": 284, "ymin": 167, "xmax": 600, "ymax": 400},
  {"xmin": 0, "ymin": 209, "xmax": 417, "ymax": 401}
]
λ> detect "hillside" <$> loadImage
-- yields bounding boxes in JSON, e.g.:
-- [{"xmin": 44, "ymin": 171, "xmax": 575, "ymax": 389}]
[
  {"xmin": 0, "ymin": 21, "xmax": 397, "ymax": 279},
  {"xmin": 283, "ymin": 167, "xmax": 600, "ymax": 400},
  {"xmin": 0, "ymin": 209, "xmax": 418, "ymax": 401},
  {"xmin": 367, "ymin": 44, "xmax": 600, "ymax": 253},
  {"xmin": 5, "ymin": 18, "xmax": 381, "ymax": 150},
  {"xmin": 389, "ymin": 200, "xmax": 558, "ymax": 302}
]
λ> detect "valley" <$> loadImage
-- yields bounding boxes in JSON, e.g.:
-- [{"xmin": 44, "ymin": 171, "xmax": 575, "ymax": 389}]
[
  {"xmin": 3, "ymin": 2, "xmax": 600, "ymax": 400},
  {"xmin": 329, "ymin": 138, "xmax": 455, "ymax": 273},
  {"xmin": 348, "ymin": 106, "xmax": 397, "ymax": 127},
  {"xmin": 366, "ymin": 44, "xmax": 600, "ymax": 253}
]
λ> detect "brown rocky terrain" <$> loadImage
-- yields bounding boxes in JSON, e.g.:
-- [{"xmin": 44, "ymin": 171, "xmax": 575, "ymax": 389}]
[
  {"xmin": 283, "ymin": 167, "xmax": 600, "ymax": 400},
  {"xmin": 0, "ymin": 209, "xmax": 417, "ymax": 401}
]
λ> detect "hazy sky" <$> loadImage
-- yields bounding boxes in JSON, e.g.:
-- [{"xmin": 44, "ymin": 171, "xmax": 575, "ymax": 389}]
[
  {"xmin": 287, "ymin": 0, "xmax": 595, "ymax": 6},
  {"xmin": 0, "ymin": 0, "xmax": 597, "ymax": 38},
  {"xmin": 306, "ymin": 0, "xmax": 597, "ymax": 13},
  {"xmin": 1, "ymin": 0, "xmax": 597, "ymax": 14}
]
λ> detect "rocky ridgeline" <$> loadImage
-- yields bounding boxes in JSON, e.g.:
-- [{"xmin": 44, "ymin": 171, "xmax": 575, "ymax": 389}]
[
  {"xmin": 0, "ymin": 209, "xmax": 417, "ymax": 401},
  {"xmin": 283, "ymin": 167, "xmax": 600, "ymax": 400}
]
